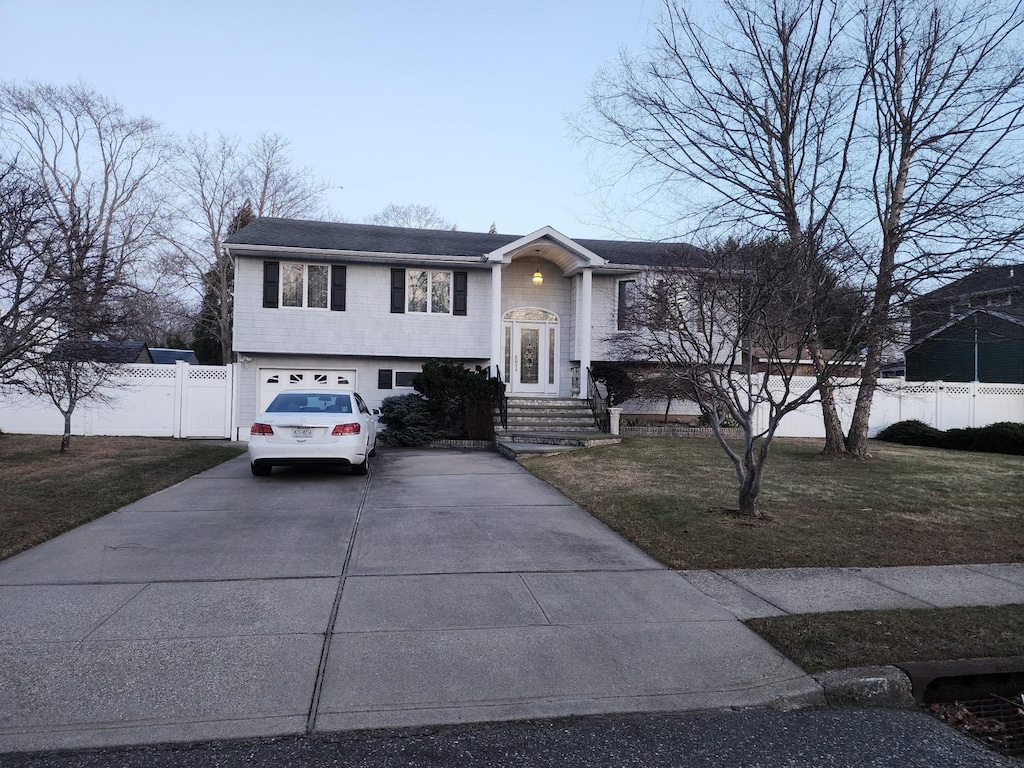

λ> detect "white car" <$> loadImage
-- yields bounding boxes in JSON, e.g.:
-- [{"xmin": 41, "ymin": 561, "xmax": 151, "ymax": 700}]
[{"xmin": 248, "ymin": 390, "xmax": 378, "ymax": 476}]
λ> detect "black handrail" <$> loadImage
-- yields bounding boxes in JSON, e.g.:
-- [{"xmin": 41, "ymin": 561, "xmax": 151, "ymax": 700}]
[
  {"xmin": 587, "ymin": 366, "xmax": 610, "ymax": 432},
  {"xmin": 495, "ymin": 366, "xmax": 508, "ymax": 430}
]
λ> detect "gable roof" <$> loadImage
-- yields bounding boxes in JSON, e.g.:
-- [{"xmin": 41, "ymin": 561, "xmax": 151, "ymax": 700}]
[
  {"xmin": 904, "ymin": 308, "xmax": 1024, "ymax": 350},
  {"xmin": 50, "ymin": 340, "xmax": 152, "ymax": 364},
  {"xmin": 150, "ymin": 348, "xmax": 200, "ymax": 365},
  {"xmin": 224, "ymin": 217, "xmax": 708, "ymax": 268},
  {"xmin": 919, "ymin": 263, "xmax": 1024, "ymax": 302}
]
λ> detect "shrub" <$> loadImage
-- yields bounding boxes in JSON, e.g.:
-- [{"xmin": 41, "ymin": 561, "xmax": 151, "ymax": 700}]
[
  {"xmin": 377, "ymin": 394, "xmax": 441, "ymax": 446},
  {"xmin": 694, "ymin": 409, "xmax": 740, "ymax": 429},
  {"xmin": 876, "ymin": 419, "xmax": 1024, "ymax": 455},
  {"xmin": 589, "ymin": 362, "xmax": 636, "ymax": 406},
  {"xmin": 876, "ymin": 420, "xmax": 946, "ymax": 448},
  {"xmin": 974, "ymin": 422, "xmax": 1024, "ymax": 456},
  {"xmin": 412, "ymin": 359, "xmax": 505, "ymax": 440}
]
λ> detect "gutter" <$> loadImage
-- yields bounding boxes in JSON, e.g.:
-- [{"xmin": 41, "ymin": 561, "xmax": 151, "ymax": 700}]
[{"xmin": 223, "ymin": 243, "xmax": 490, "ymax": 268}]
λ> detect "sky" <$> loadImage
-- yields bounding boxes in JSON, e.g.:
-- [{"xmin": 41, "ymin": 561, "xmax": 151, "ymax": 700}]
[{"xmin": 0, "ymin": 0, "xmax": 661, "ymax": 240}]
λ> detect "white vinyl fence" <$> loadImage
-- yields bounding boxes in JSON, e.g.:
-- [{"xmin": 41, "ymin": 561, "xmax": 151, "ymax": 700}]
[
  {"xmin": 755, "ymin": 377, "xmax": 1024, "ymax": 438},
  {"xmin": 0, "ymin": 362, "xmax": 236, "ymax": 439}
]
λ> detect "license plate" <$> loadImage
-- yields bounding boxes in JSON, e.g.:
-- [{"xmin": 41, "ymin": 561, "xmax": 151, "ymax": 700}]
[{"xmin": 292, "ymin": 427, "xmax": 313, "ymax": 438}]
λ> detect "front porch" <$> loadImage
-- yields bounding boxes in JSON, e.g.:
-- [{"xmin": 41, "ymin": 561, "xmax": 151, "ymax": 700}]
[{"xmin": 484, "ymin": 226, "xmax": 636, "ymax": 400}]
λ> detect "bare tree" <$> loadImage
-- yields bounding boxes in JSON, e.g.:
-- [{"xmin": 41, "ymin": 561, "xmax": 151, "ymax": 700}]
[
  {"xmin": 0, "ymin": 81, "xmax": 170, "ymax": 450},
  {"xmin": 34, "ymin": 341, "xmax": 121, "ymax": 453},
  {"xmin": 365, "ymin": 203, "xmax": 453, "ymax": 230},
  {"xmin": 844, "ymin": 0, "xmax": 1024, "ymax": 456},
  {"xmin": 612, "ymin": 238, "xmax": 865, "ymax": 515},
  {"xmin": 581, "ymin": 0, "xmax": 861, "ymax": 455},
  {"xmin": 0, "ymin": 160, "xmax": 59, "ymax": 385},
  {"xmin": 582, "ymin": 0, "xmax": 1024, "ymax": 458},
  {"xmin": 167, "ymin": 133, "xmax": 330, "ymax": 364}
]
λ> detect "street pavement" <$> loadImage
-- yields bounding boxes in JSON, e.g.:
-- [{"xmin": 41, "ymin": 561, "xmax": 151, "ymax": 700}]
[
  {"xmin": 0, "ymin": 448, "xmax": 817, "ymax": 753},
  {"xmin": 2, "ymin": 708, "xmax": 1016, "ymax": 768}
]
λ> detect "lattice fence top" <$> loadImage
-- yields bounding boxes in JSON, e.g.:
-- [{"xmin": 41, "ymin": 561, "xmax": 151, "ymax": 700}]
[
  {"xmin": 943, "ymin": 385, "xmax": 971, "ymax": 396},
  {"xmin": 979, "ymin": 385, "xmax": 1024, "ymax": 396},
  {"xmin": 188, "ymin": 367, "xmax": 227, "ymax": 380},
  {"xmin": 125, "ymin": 366, "xmax": 176, "ymax": 379}
]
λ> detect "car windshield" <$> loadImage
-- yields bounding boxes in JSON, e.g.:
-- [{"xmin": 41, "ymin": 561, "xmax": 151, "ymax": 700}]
[{"xmin": 266, "ymin": 393, "xmax": 353, "ymax": 414}]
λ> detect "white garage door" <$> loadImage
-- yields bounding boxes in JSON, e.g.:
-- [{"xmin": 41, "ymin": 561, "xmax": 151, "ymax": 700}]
[{"xmin": 257, "ymin": 368, "xmax": 357, "ymax": 412}]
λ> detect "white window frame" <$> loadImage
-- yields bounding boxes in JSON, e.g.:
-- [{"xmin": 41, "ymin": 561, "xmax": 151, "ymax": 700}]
[
  {"xmin": 406, "ymin": 269, "xmax": 453, "ymax": 314},
  {"xmin": 281, "ymin": 262, "xmax": 331, "ymax": 310}
]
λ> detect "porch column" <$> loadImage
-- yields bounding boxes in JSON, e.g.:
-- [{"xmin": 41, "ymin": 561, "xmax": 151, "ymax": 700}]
[
  {"xmin": 579, "ymin": 267, "xmax": 593, "ymax": 398},
  {"xmin": 490, "ymin": 263, "xmax": 503, "ymax": 378}
]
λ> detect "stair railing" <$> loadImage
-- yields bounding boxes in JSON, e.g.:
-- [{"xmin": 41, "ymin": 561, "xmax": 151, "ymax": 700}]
[
  {"xmin": 494, "ymin": 366, "xmax": 508, "ymax": 430},
  {"xmin": 587, "ymin": 367, "xmax": 610, "ymax": 432}
]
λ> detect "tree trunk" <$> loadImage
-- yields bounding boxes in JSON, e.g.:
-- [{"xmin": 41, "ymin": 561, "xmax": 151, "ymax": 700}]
[
  {"xmin": 737, "ymin": 444, "xmax": 764, "ymax": 518},
  {"xmin": 738, "ymin": 487, "xmax": 761, "ymax": 517},
  {"xmin": 846, "ymin": 331, "xmax": 886, "ymax": 458},
  {"xmin": 807, "ymin": 339, "xmax": 848, "ymax": 457},
  {"xmin": 60, "ymin": 412, "xmax": 72, "ymax": 453}
]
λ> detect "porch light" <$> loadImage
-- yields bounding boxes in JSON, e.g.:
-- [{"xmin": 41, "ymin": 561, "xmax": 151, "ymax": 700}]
[{"xmin": 532, "ymin": 249, "xmax": 543, "ymax": 286}]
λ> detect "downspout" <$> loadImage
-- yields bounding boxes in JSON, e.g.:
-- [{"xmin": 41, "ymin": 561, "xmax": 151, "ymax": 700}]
[{"xmin": 973, "ymin": 316, "xmax": 979, "ymax": 382}]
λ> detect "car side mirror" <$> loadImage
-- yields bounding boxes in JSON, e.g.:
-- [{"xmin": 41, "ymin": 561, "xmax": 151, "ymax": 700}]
[{"xmin": 371, "ymin": 408, "xmax": 381, "ymax": 416}]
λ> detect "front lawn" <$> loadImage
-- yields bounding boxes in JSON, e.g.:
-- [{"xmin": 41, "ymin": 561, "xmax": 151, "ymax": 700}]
[
  {"xmin": 521, "ymin": 437, "xmax": 1024, "ymax": 569},
  {"xmin": 0, "ymin": 433, "xmax": 244, "ymax": 560},
  {"xmin": 747, "ymin": 606, "xmax": 1024, "ymax": 673}
]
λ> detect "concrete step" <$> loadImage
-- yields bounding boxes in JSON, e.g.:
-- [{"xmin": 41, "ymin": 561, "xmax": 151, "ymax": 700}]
[
  {"xmin": 499, "ymin": 424, "xmax": 601, "ymax": 434},
  {"xmin": 494, "ymin": 432, "xmax": 621, "ymax": 459},
  {"xmin": 505, "ymin": 414, "xmax": 597, "ymax": 426},
  {"xmin": 503, "ymin": 403, "xmax": 593, "ymax": 415},
  {"xmin": 505, "ymin": 397, "xmax": 588, "ymax": 408},
  {"xmin": 494, "ymin": 440, "xmax": 587, "ymax": 460},
  {"xmin": 495, "ymin": 431, "xmax": 621, "ymax": 446}
]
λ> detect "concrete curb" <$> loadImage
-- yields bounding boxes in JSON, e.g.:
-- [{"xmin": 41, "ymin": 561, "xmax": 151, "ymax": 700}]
[{"xmin": 813, "ymin": 666, "xmax": 917, "ymax": 709}]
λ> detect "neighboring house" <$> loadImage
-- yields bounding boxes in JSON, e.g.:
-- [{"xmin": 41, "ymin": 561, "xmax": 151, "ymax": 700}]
[
  {"xmin": 50, "ymin": 340, "xmax": 153, "ymax": 364},
  {"xmin": 150, "ymin": 348, "xmax": 200, "ymax": 365},
  {"xmin": 905, "ymin": 263, "xmax": 1024, "ymax": 383},
  {"xmin": 223, "ymin": 218, "xmax": 705, "ymax": 423}
]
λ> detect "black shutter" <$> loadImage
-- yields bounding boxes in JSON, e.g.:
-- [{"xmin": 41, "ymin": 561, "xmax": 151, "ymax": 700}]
[
  {"xmin": 391, "ymin": 268, "xmax": 405, "ymax": 313},
  {"xmin": 263, "ymin": 261, "xmax": 279, "ymax": 308},
  {"xmin": 331, "ymin": 265, "xmax": 346, "ymax": 311},
  {"xmin": 617, "ymin": 280, "xmax": 631, "ymax": 331},
  {"xmin": 453, "ymin": 271, "xmax": 468, "ymax": 316},
  {"xmin": 378, "ymin": 369, "xmax": 393, "ymax": 389}
]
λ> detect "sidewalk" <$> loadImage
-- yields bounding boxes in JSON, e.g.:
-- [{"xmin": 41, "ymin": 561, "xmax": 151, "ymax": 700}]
[{"xmin": 681, "ymin": 564, "xmax": 1024, "ymax": 619}]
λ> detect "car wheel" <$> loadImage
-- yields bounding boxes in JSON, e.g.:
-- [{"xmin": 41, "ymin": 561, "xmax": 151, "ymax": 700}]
[
  {"xmin": 250, "ymin": 462, "xmax": 272, "ymax": 477},
  {"xmin": 351, "ymin": 457, "xmax": 368, "ymax": 476},
  {"xmin": 368, "ymin": 440, "xmax": 377, "ymax": 459}
]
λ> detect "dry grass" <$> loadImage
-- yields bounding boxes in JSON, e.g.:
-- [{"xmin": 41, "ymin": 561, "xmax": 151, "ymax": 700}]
[
  {"xmin": 747, "ymin": 606, "xmax": 1024, "ymax": 673},
  {"xmin": 0, "ymin": 433, "xmax": 244, "ymax": 560},
  {"xmin": 522, "ymin": 437, "xmax": 1024, "ymax": 569}
]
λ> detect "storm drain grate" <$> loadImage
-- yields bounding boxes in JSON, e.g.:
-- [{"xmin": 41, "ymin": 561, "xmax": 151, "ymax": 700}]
[{"xmin": 929, "ymin": 694, "xmax": 1024, "ymax": 758}]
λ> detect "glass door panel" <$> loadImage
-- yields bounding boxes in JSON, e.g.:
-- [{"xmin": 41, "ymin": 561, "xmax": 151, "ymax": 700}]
[{"xmin": 520, "ymin": 327, "xmax": 540, "ymax": 384}]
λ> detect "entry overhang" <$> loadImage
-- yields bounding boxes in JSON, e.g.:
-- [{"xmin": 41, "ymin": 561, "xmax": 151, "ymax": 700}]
[{"xmin": 484, "ymin": 226, "xmax": 607, "ymax": 276}]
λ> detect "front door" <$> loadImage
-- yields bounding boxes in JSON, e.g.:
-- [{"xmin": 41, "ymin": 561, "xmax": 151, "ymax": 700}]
[
  {"xmin": 513, "ymin": 323, "xmax": 546, "ymax": 394},
  {"xmin": 504, "ymin": 308, "xmax": 559, "ymax": 395}
]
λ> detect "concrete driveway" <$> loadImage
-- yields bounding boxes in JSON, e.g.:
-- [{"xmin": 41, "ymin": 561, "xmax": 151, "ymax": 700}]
[{"xmin": 0, "ymin": 448, "xmax": 819, "ymax": 752}]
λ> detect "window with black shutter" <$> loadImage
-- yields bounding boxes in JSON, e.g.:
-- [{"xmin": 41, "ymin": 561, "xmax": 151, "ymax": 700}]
[{"xmin": 378, "ymin": 369, "xmax": 393, "ymax": 389}]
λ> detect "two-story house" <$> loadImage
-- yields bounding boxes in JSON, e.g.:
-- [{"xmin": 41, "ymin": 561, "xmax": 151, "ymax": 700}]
[
  {"xmin": 224, "ymin": 218, "xmax": 705, "ymax": 429},
  {"xmin": 905, "ymin": 263, "xmax": 1024, "ymax": 383}
]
